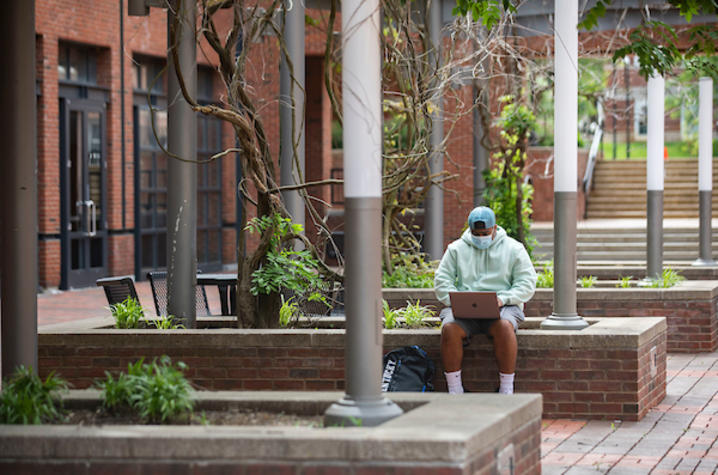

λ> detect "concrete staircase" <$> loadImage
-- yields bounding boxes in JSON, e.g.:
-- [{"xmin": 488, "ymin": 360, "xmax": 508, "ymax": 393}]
[
  {"xmin": 586, "ymin": 158, "xmax": 718, "ymax": 219},
  {"xmin": 531, "ymin": 220, "xmax": 718, "ymax": 263}
]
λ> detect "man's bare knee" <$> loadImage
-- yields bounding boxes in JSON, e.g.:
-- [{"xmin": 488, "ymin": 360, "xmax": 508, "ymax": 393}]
[
  {"xmin": 490, "ymin": 319, "xmax": 515, "ymax": 339},
  {"xmin": 442, "ymin": 322, "xmax": 466, "ymax": 343}
]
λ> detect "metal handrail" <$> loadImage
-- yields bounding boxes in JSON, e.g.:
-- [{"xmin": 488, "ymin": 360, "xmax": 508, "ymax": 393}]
[{"xmin": 582, "ymin": 103, "xmax": 604, "ymax": 217}]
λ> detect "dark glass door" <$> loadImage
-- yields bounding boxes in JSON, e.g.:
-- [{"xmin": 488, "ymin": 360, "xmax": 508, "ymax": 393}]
[{"xmin": 60, "ymin": 98, "xmax": 108, "ymax": 288}]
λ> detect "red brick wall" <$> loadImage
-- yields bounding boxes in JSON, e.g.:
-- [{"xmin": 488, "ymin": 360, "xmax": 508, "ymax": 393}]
[
  {"xmin": 525, "ymin": 147, "xmax": 589, "ymax": 222},
  {"xmin": 525, "ymin": 293, "xmax": 718, "ymax": 353},
  {"xmin": 35, "ymin": 1, "xmax": 238, "ymax": 287},
  {"xmin": 108, "ymin": 234, "xmax": 134, "ymax": 276},
  {"xmin": 38, "ymin": 239, "xmax": 61, "ymax": 288},
  {"xmin": 38, "ymin": 327, "xmax": 665, "ymax": 421},
  {"xmin": 384, "ymin": 288, "xmax": 718, "ymax": 353}
]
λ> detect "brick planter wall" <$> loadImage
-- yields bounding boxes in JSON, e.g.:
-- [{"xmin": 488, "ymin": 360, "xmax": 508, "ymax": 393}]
[
  {"xmin": 0, "ymin": 392, "xmax": 542, "ymax": 475},
  {"xmin": 384, "ymin": 281, "xmax": 718, "ymax": 353},
  {"xmin": 39, "ymin": 317, "xmax": 666, "ymax": 421}
]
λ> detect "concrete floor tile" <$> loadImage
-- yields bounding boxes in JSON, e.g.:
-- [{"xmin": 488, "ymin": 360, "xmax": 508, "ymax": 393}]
[
  {"xmin": 563, "ymin": 466, "xmax": 611, "ymax": 475},
  {"xmin": 694, "ymin": 458, "xmax": 718, "ymax": 473}
]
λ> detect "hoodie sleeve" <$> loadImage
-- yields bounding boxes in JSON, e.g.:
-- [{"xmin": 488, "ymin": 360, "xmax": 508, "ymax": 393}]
[
  {"xmin": 434, "ymin": 245, "xmax": 458, "ymax": 306},
  {"xmin": 496, "ymin": 245, "xmax": 537, "ymax": 306}
]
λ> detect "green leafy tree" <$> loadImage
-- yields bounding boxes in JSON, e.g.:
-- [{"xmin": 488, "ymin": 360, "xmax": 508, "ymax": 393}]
[
  {"xmin": 483, "ymin": 96, "xmax": 537, "ymax": 255},
  {"xmin": 579, "ymin": 1, "xmax": 718, "ymax": 79}
]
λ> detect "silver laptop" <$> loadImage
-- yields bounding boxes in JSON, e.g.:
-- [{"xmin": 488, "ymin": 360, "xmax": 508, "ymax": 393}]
[{"xmin": 449, "ymin": 291, "xmax": 501, "ymax": 319}]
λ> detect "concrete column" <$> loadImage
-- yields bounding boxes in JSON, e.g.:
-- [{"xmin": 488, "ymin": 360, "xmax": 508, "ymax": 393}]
[
  {"xmin": 645, "ymin": 73, "xmax": 664, "ymax": 281},
  {"xmin": 324, "ymin": 0, "xmax": 402, "ymax": 427},
  {"xmin": 541, "ymin": 0, "xmax": 588, "ymax": 330},
  {"xmin": 423, "ymin": 0, "xmax": 444, "ymax": 259},
  {"xmin": 473, "ymin": 85, "xmax": 488, "ymax": 207},
  {"xmin": 279, "ymin": 0, "xmax": 305, "ymax": 230},
  {"xmin": 0, "ymin": 0, "xmax": 38, "ymax": 378},
  {"xmin": 166, "ymin": 0, "xmax": 197, "ymax": 328},
  {"xmin": 693, "ymin": 77, "xmax": 715, "ymax": 266}
]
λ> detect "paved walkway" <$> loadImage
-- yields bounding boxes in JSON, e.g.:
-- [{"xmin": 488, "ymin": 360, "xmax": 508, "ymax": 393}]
[
  {"xmin": 34, "ymin": 288, "xmax": 718, "ymax": 473},
  {"xmin": 543, "ymin": 352, "xmax": 718, "ymax": 474}
]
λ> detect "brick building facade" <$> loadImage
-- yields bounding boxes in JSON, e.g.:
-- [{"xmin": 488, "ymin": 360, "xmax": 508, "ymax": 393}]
[
  {"xmin": 34, "ymin": 1, "xmax": 715, "ymax": 290},
  {"xmin": 35, "ymin": 1, "xmax": 346, "ymax": 289},
  {"xmin": 34, "ymin": 0, "xmax": 482, "ymax": 290}
]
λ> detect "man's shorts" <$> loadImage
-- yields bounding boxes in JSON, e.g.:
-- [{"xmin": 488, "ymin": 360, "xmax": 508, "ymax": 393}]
[{"xmin": 439, "ymin": 305, "xmax": 525, "ymax": 342}]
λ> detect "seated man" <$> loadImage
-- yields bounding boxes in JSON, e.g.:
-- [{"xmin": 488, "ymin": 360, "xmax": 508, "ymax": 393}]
[{"xmin": 434, "ymin": 206, "xmax": 536, "ymax": 394}]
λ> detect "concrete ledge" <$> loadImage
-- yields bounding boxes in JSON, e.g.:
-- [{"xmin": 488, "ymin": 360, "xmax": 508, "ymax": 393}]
[
  {"xmin": 575, "ymin": 264, "xmax": 718, "ymax": 281},
  {"xmin": 0, "ymin": 391, "xmax": 542, "ymax": 474},
  {"xmin": 38, "ymin": 317, "xmax": 666, "ymax": 421}
]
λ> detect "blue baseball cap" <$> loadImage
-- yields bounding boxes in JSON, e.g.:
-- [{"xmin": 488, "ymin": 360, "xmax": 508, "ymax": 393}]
[{"xmin": 468, "ymin": 206, "xmax": 496, "ymax": 230}]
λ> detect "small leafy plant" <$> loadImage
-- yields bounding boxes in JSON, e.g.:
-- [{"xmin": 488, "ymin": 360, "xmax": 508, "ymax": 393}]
[
  {"xmin": 536, "ymin": 261, "xmax": 554, "ymax": 288},
  {"xmin": 279, "ymin": 296, "xmax": 300, "ymax": 327},
  {"xmin": 382, "ymin": 299, "xmax": 399, "ymax": 329},
  {"xmin": 0, "ymin": 366, "xmax": 69, "ymax": 424},
  {"xmin": 110, "ymin": 296, "xmax": 144, "ymax": 329},
  {"xmin": 616, "ymin": 276, "xmax": 633, "ymax": 288},
  {"xmin": 649, "ymin": 268, "xmax": 685, "ymax": 288},
  {"xmin": 578, "ymin": 275, "xmax": 597, "ymax": 288},
  {"xmin": 95, "ymin": 356, "xmax": 194, "ymax": 423},
  {"xmin": 148, "ymin": 314, "xmax": 185, "ymax": 330},
  {"xmin": 396, "ymin": 300, "xmax": 434, "ymax": 329}
]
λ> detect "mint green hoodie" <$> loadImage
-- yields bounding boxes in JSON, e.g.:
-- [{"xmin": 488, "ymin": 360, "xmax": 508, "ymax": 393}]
[{"xmin": 434, "ymin": 226, "xmax": 537, "ymax": 308}]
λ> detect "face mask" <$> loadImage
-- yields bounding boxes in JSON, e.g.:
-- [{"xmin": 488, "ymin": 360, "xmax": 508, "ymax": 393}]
[{"xmin": 471, "ymin": 235, "xmax": 492, "ymax": 249}]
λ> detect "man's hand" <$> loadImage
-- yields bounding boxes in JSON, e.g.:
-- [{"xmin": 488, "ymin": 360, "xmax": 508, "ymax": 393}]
[{"xmin": 497, "ymin": 297, "xmax": 504, "ymax": 308}]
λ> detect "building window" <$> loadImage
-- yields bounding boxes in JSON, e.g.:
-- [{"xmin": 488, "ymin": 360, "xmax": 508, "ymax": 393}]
[
  {"xmin": 134, "ymin": 59, "xmax": 223, "ymax": 275},
  {"xmin": 132, "ymin": 56, "xmax": 166, "ymax": 94},
  {"xmin": 58, "ymin": 43, "xmax": 98, "ymax": 84}
]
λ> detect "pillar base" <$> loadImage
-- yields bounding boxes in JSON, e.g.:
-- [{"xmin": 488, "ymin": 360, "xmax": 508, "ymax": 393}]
[
  {"xmin": 692, "ymin": 258, "xmax": 717, "ymax": 267},
  {"xmin": 540, "ymin": 313, "xmax": 589, "ymax": 330},
  {"xmin": 637, "ymin": 277, "xmax": 659, "ymax": 288},
  {"xmin": 324, "ymin": 396, "xmax": 403, "ymax": 427}
]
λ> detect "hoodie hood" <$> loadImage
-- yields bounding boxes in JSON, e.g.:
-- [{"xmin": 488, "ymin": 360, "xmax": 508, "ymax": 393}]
[{"xmin": 461, "ymin": 226, "xmax": 507, "ymax": 249}]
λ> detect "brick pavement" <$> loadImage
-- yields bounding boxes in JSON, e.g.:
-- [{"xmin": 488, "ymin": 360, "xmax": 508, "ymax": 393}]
[
  {"xmin": 542, "ymin": 352, "xmax": 718, "ymax": 474},
  {"xmin": 34, "ymin": 289, "xmax": 718, "ymax": 473}
]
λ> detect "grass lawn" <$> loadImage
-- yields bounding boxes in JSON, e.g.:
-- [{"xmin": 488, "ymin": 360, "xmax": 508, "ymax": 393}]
[{"xmin": 602, "ymin": 140, "xmax": 718, "ymax": 160}]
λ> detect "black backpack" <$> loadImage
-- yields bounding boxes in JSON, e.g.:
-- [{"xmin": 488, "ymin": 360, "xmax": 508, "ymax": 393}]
[{"xmin": 381, "ymin": 345, "xmax": 435, "ymax": 392}]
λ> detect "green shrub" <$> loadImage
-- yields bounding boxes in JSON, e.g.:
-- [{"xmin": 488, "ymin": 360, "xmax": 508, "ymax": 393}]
[
  {"xmin": 396, "ymin": 300, "xmax": 434, "ymax": 328},
  {"xmin": 382, "ymin": 299, "xmax": 399, "ymax": 329},
  {"xmin": 110, "ymin": 296, "xmax": 144, "ymax": 329},
  {"xmin": 536, "ymin": 261, "xmax": 554, "ymax": 288},
  {"xmin": 0, "ymin": 366, "xmax": 68, "ymax": 424},
  {"xmin": 649, "ymin": 268, "xmax": 685, "ymax": 288},
  {"xmin": 382, "ymin": 254, "xmax": 437, "ymax": 288},
  {"xmin": 95, "ymin": 356, "xmax": 194, "ymax": 423},
  {"xmin": 616, "ymin": 276, "xmax": 633, "ymax": 288},
  {"xmin": 247, "ymin": 215, "xmax": 328, "ymax": 301},
  {"xmin": 578, "ymin": 275, "xmax": 597, "ymax": 288}
]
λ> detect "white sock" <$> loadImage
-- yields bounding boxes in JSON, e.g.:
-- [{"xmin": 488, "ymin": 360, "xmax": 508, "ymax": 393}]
[
  {"xmin": 498, "ymin": 372, "xmax": 514, "ymax": 394},
  {"xmin": 445, "ymin": 370, "xmax": 464, "ymax": 394}
]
